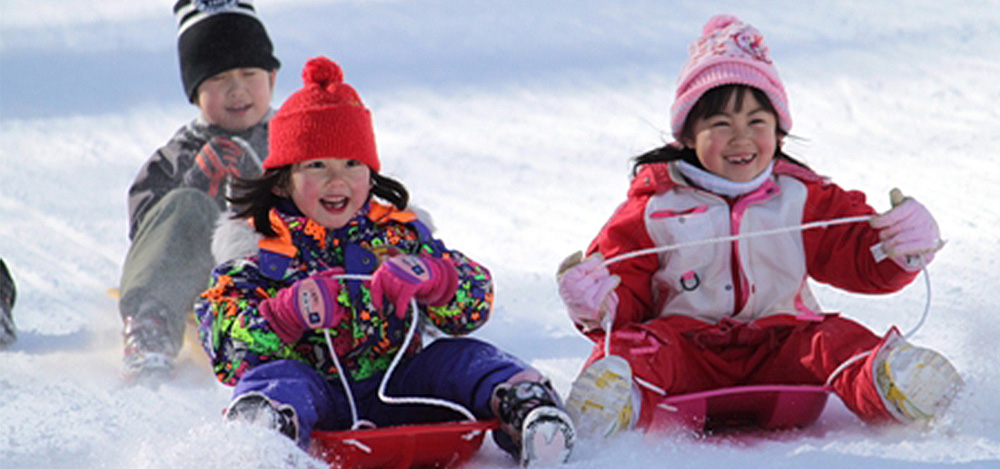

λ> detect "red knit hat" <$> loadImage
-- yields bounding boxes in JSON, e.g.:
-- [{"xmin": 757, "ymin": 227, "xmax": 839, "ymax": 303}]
[{"xmin": 264, "ymin": 57, "xmax": 379, "ymax": 171}]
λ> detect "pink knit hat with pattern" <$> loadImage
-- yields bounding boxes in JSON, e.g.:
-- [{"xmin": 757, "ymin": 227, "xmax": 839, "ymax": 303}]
[{"xmin": 670, "ymin": 15, "xmax": 791, "ymax": 140}]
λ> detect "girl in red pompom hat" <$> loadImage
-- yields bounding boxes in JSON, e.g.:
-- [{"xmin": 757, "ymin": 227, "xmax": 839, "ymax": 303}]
[
  {"xmin": 558, "ymin": 15, "xmax": 961, "ymax": 440},
  {"xmin": 194, "ymin": 57, "xmax": 576, "ymax": 466}
]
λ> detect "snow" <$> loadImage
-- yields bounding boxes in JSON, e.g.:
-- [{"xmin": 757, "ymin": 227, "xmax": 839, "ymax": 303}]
[{"xmin": 2, "ymin": 0, "xmax": 999, "ymax": 467}]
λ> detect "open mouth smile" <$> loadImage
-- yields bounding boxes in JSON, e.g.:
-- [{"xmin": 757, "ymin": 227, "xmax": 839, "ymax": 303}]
[
  {"xmin": 320, "ymin": 196, "xmax": 349, "ymax": 212},
  {"xmin": 227, "ymin": 103, "xmax": 253, "ymax": 113},
  {"xmin": 724, "ymin": 153, "xmax": 756, "ymax": 165}
]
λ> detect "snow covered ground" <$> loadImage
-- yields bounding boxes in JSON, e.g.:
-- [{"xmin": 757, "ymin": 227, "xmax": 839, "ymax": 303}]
[{"xmin": 2, "ymin": 0, "xmax": 999, "ymax": 467}]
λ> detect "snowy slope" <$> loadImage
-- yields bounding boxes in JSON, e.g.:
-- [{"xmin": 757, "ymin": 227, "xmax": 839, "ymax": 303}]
[{"xmin": 2, "ymin": 1, "xmax": 999, "ymax": 467}]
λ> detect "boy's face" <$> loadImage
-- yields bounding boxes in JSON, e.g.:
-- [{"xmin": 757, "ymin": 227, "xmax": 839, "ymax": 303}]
[{"xmin": 196, "ymin": 67, "xmax": 276, "ymax": 132}]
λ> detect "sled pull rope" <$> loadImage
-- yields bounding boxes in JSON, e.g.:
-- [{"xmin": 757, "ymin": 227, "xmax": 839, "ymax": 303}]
[
  {"xmin": 323, "ymin": 274, "xmax": 476, "ymax": 431},
  {"xmin": 823, "ymin": 256, "xmax": 932, "ymax": 387},
  {"xmin": 603, "ymin": 311, "xmax": 614, "ymax": 359},
  {"xmin": 599, "ymin": 215, "xmax": 874, "ymax": 267}
]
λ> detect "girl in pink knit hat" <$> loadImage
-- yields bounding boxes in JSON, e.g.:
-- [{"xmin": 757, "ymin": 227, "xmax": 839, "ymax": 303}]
[
  {"xmin": 558, "ymin": 15, "xmax": 962, "ymax": 439},
  {"xmin": 195, "ymin": 57, "xmax": 575, "ymax": 466}
]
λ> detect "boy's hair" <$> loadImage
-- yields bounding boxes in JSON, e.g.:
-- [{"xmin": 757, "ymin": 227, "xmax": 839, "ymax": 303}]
[
  {"xmin": 174, "ymin": 0, "xmax": 280, "ymax": 103},
  {"xmin": 228, "ymin": 169, "xmax": 409, "ymax": 237},
  {"xmin": 633, "ymin": 84, "xmax": 806, "ymax": 175}
]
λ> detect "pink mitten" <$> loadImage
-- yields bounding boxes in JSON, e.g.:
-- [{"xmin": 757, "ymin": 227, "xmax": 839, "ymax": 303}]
[
  {"xmin": 259, "ymin": 269, "xmax": 348, "ymax": 342},
  {"xmin": 370, "ymin": 255, "xmax": 458, "ymax": 318},
  {"xmin": 870, "ymin": 195, "xmax": 942, "ymax": 271},
  {"xmin": 557, "ymin": 252, "xmax": 620, "ymax": 331}
]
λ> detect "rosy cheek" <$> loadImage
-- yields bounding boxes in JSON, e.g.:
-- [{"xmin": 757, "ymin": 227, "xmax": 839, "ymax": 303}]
[{"xmin": 705, "ymin": 141, "xmax": 725, "ymax": 158}]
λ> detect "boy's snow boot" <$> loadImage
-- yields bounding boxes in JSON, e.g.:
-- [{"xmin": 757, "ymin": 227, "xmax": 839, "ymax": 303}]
[
  {"xmin": 121, "ymin": 307, "xmax": 178, "ymax": 385},
  {"xmin": 565, "ymin": 356, "xmax": 636, "ymax": 439},
  {"xmin": 492, "ymin": 380, "xmax": 576, "ymax": 467},
  {"xmin": 225, "ymin": 392, "xmax": 300, "ymax": 442},
  {"xmin": 0, "ymin": 259, "xmax": 16, "ymax": 349},
  {"xmin": 874, "ymin": 329, "xmax": 963, "ymax": 423}
]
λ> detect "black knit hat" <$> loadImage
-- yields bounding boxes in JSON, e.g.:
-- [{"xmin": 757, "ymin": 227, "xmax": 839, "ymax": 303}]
[{"xmin": 174, "ymin": 0, "xmax": 281, "ymax": 103}]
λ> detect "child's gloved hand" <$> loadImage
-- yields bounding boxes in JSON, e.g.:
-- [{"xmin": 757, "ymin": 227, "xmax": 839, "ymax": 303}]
[
  {"xmin": 557, "ymin": 251, "xmax": 620, "ymax": 331},
  {"xmin": 183, "ymin": 136, "xmax": 263, "ymax": 197},
  {"xmin": 370, "ymin": 255, "xmax": 458, "ymax": 318},
  {"xmin": 259, "ymin": 268, "xmax": 348, "ymax": 342},
  {"xmin": 870, "ymin": 189, "xmax": 943, "ymax": 271}
]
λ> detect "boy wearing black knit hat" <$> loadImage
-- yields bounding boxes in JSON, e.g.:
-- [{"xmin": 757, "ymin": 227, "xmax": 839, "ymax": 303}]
[{"xmin": 118, "ymin": 0, "xmax": 280, "ymax": 385}]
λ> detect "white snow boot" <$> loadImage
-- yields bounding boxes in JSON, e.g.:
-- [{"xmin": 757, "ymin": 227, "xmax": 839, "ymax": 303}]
[
  {"xmin": 492, "ymin": 380, "xmax": 576, "ymax": 467},
  {"xmin": 565, "ymin": 356, "xmax": 636, "ymax": 440},
  {"xmin": 874, "ymin": 330, "xmax": 963, "ymax": 423}
]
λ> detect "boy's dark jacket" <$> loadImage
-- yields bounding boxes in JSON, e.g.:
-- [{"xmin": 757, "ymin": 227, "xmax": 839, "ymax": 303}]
[{"xmin": 126, "ymin": 112, "xmax": 272, "ymax": 239}]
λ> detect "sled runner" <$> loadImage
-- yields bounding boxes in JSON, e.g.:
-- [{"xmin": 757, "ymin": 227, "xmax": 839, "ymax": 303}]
[
  {"xmin": 648, "ymin": 384, "xmax": 832, "ymax": 434},
  {"xmin": 309, "ymin": 420, "xmax": 498, "ymax": 469}
]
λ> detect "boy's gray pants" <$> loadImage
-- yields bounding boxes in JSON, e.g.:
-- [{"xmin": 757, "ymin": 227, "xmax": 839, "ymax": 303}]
[{"xmin": 118, "ymin": 188, "xmax": 219, "ymax": 354}]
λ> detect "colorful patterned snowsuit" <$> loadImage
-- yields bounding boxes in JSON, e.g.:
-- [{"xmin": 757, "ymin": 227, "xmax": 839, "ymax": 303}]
[{"xmin": 196, "ymin": 201, "xmax": 528, "ymax": 450}]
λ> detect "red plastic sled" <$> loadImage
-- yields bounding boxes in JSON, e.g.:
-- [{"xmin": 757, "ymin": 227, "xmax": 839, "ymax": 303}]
[
  {"xmin": 309, "ymin": 420, "xmax": 499, "ymax": 469},
  {"xmin": 648, "ymin": 385, "xmax": 832, "ymax": 434}
]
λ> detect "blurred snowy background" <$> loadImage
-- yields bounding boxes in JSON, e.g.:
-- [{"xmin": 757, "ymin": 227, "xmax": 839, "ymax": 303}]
[{"xmin": 2, "ymin": 1, "xmax": 999, "ymax": 467}]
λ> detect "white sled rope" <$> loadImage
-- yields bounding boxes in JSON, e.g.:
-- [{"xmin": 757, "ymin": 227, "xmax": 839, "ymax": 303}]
[{"xmin": 322, "ymin": 273, "xmax": 477, "ymax": 431}]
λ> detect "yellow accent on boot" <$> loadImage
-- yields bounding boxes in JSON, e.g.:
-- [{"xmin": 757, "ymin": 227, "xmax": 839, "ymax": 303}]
[
  {"xmin": 875, "ymin": 334, "xmax": 963, "ymax": 423},
  {"xmin": 594, "ymin": 368, "xmax": 629, "ymax": 388},
  {"xmin": 566, "ymin": 356, "xmax": 634, "ymax": 439}
]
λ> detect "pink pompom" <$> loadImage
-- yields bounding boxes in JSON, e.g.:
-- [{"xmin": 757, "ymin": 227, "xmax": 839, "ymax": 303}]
[
  {"xmin": 302, "ymin": 56, "xmax": 343, "ymax": 88},
  {"xmin": 703, "ymin": 14, "xmax": 740, "ymax": 35}
]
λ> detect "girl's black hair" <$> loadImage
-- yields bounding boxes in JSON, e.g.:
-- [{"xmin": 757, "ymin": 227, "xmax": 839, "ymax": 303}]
[
  {"xmin": 632, "ymin": 84, "xmax": 808, "ymax": 176},
  {"xmin": 227, "ymin": 167, "xmax": 409, "ymax": 237}
]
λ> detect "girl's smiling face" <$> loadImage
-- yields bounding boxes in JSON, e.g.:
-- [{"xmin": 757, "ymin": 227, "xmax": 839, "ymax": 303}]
[
  {"xmin": 683, "ymin": 89, "xmax": 778, "ymax": 182},
  {"xmin": 286, "ymin": 158, "xmax": 371, "ymax": 230}
]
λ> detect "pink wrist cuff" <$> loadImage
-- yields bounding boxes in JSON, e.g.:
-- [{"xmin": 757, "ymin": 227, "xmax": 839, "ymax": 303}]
[{"xmin": 419, "ymin": 258, "xmax": 459, "ymax": 306}]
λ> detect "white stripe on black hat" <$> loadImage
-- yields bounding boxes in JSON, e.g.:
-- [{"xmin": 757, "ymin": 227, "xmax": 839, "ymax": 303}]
[{"xmin": 174, "ymin": 0, "xmax": 260, "ymax": 37}]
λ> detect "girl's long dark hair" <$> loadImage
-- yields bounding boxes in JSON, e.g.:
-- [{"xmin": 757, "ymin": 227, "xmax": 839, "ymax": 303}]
[
  {"xmin": 227, "ymin": 168, "xmax": 409, "ymax": 237},
  {"xmin": 632, "ymin": 85, "xmax": 808, "ymax": 176}
]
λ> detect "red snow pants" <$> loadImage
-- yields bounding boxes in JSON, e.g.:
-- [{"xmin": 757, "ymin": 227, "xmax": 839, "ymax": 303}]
[{"xmin": 584, "ymin": 314, "xmax": 897, "ymax": 428}]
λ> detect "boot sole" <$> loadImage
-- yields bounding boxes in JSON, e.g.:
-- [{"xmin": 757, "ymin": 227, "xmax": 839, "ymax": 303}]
[{"xmin": 520, "ymin": 406, "xmax": 575, "ymax": 467}]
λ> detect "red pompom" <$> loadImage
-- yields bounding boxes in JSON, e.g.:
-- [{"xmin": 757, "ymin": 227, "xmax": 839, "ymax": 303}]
[
  {"xmin": 302, "ymin": 56, "xmax": 343, "ymax": 88},
  {"xmin": 703, "ymin": 14, "xmax": 739, "ymax": 35}
]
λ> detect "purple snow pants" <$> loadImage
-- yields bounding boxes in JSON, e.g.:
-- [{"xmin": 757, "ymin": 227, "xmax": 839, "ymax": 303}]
[{"xmin": 232, "ymin": 337, "xmax": 527, "ymax": 455}]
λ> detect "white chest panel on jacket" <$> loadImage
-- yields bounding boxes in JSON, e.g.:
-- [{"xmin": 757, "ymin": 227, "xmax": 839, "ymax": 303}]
[{"xmin": 644, "ymin": 176, "xmax": 821, "ymax": 322}]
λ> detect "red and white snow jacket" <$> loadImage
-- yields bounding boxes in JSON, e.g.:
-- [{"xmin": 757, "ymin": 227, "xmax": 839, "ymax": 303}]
[{"xmin": 587, "ymin": 159, "xmax": 918, "ymax": 329}]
